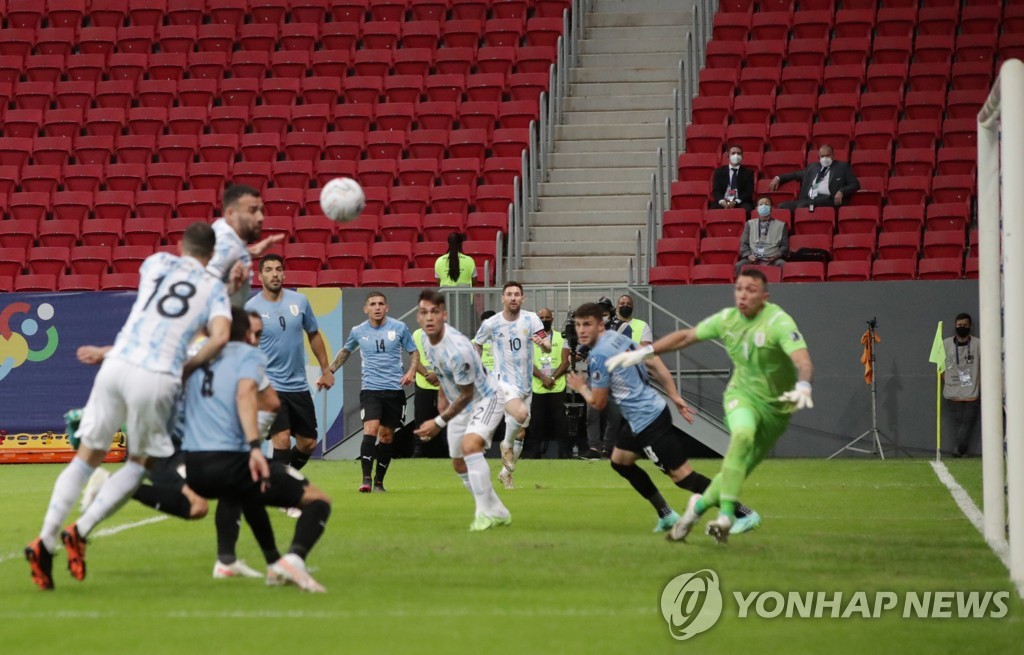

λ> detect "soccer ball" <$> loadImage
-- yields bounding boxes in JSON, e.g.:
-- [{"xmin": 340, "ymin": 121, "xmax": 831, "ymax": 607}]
[{"xmin": 319, "ymin": 177, "xmax": 366, "ymax": 223}]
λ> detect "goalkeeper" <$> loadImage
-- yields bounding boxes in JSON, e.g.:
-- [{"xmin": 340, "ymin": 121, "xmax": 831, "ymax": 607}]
[{"xmin": 606, "ymin": 269, "xmax": 813, "ymax": 544}]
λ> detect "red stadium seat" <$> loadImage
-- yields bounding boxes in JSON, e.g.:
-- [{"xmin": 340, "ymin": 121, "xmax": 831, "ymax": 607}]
[
  {"xmin": 832, "ymin": 233, "xmax": 876, "ymax": 262},
  {"xmin": 360, "ymin": 270, "xmax": 403, "ymax": 288},
  {"xmin": 326, "ymin": 243, "xmax": 369, "ymax": 272},
  {"xmin": 413, "ymin": 240, "xmax": 449, "ymax": 267},
  {"xmin": 648, "ymin": 266, "xmax": 690, "ymax": 285},
  {"xmin": 690, "ymin": 264, "xmax": 735, "ymax": 285},
  {"xmin": 318, "ymin": 269, "xmax": 361, "ymax": 288},
  {"xmin": 37, "ymin": 221, "xmax": 80, "ymax": 248},
  {"xmin": 871, "ymin": 259, "xmax": 916, "ymax": 282},
  {"xmin": 781, "ymin": 262, "xmax": 825, "ymax": 283},
  {"xmin": 827, "ymin": 260, "xmax": 871, "ymax": 282},
  {"xmin": 15, "ymin": 274, "xmax": 58, "ymax": 292}
]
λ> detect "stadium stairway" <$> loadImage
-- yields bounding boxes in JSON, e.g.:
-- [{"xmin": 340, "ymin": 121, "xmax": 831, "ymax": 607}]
[{"xmin": 515, "ymin": 0, "xmax": 697, "ymax": 285}]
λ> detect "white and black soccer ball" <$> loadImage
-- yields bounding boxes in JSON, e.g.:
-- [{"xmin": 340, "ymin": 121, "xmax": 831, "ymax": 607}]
[{"xmin": 319, "ymin": 177, "xmax": 366, "ymax": 223}]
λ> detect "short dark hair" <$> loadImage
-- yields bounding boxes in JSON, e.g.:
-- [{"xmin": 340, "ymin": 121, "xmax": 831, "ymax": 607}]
[
  {"xmin": 574, "ymin": 302, "xmax": 605, "ymax": 322},
  {"xmin": 481, "ymin": 310, "xmax": 496, "ymax": 321},
  {"xmin": 502, "ymin": 280, "xmax": 523, "ymax": 293},
  {"xmin": 181, "ymin": 222, "xmax": 216, "ymax": 259},
  {"xmin": 259, "ymin": 253, "xmax": 284, "ymax": 271},
  {"xmin": 419, "ymin": 289, "xmax": 446, "ymax": 307},
  {"xmin": 956, "ymin": 312, "xmax": 973, "ymax": 325},
  {"xmin": 230, "ymin": 307, "xmax": 251, "ymax": 342},
  {"xmin": 223, "ymin": 184, "xmax": 261, "ymax": 210},
  {"xmin": 728, "ymin": 144, "xmax": 743, "ymax": 153},
  {"xmin": 738, "ymin": 268, "xmax": 769, "ymax": 287},
  {"xmin": 366, "ymin": 291, "xmax": 387, "ymax": 304}
]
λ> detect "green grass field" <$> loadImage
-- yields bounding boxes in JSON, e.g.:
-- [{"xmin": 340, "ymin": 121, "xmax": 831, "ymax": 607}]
[{"xmin": 2, "ymin": 458, "xmax": 1022, "ymax": 654}]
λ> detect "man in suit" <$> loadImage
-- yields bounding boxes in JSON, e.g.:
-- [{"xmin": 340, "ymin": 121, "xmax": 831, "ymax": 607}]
[
  {"xmin": 769, "ymin": 144, "xmax": 860, "ymax": 210},
  {"xmin": 710, "ymin": 145, "xmax": 756, "ymax": 213}
]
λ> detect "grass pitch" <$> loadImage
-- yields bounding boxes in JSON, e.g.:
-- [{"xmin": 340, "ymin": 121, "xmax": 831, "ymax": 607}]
[{"xmin": 1, "ymin": 458, "xmax": 1022, "ymax": 654}]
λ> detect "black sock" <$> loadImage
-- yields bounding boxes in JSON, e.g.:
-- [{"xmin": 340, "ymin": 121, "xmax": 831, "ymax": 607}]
[
  {"xmin": 360, "ymin": 436, "xmax": 376, "ymax": 479},
  {"xmin": 273, "ymin": 448, "xmax": 291, "ymax": 463},
  {"xmin": 133, "ymin": 484, "xmax": 192, "ymax": 520},
  {"xmin": 289, "ymin": 500, "xmax": 331, "ymax": 560},
  {"xmin": 675, "ymin": 471, "xmax": 712, "ymax": 494},
  {"xmin": 734, "ymin": 503, "xmax": 752, "ymax": 519},
  {"xmin": 374, "ymin": 441, "xmax": 392, "ymax": 484},
  {"xmin": 290, "ymin": 447, "xmax": 311, "ymax": 470},
  {"xmin": 215, "ymin": 500, "xmax": 243, "ymax": 564},
  {"xmin": 241, "ymin": 503, "xmax": 281, "ymax": 565},
  {"xmin": 610, "ymin": 462, "xmax": 671, "ymax": 516}
]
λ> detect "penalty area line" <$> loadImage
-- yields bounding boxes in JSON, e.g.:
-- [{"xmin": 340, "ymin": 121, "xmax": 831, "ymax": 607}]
[{"xmin": 0, "ymin": 515, "xmax": 169, "ymax": 565}]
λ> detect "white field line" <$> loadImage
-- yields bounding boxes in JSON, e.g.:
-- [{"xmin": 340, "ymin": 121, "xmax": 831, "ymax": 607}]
[{"xmin": 0, "ymin": 515, "xmax": 168, "ymax": 565}]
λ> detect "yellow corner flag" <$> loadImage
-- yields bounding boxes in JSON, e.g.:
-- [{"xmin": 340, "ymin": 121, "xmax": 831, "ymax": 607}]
[{"xmin": 928, "ymin": 321, "xmax": 945, "ymax": 460}]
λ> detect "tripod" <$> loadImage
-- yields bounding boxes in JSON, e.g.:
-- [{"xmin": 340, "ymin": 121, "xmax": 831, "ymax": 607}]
[{"xmin": 829, "ymin": 319, "xmax": 900, "ymax": 459}]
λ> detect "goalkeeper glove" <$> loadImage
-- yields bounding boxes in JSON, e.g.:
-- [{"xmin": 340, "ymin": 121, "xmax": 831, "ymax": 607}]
[
  {"xmin": 605, "ymin": 344, "xmax": 655, "ymax": 372},
  {"xmin": 778, "ymin": 381, "xmax": 813, "ymax": 410}
]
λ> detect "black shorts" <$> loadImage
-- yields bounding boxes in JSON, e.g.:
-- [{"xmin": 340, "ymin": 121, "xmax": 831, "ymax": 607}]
[
  {"xmin": 269, "ymin": 390, "xmax": 318, "ymax": 440},
  {"xmin": 184, "ymin": 451, "xmax": 308, "ymax": 508},
  {"xmin": 360, "ymin": 390, "xmax": 406, "ymax": 429},
  {"xmin": 146, "ymin": 449, "xmax": 187, "ymax": 488},
  {"xmin": 616, "ymin": 407, "xmax": 693, "ymax": 474}
]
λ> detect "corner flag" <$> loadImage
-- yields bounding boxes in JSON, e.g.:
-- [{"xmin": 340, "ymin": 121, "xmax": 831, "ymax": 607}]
[
  {"xmin": 928, "ymin": 321, "xmax": 945, "ymax": 460},
  {"xmin": 929, "ymin": 321, "xmax": 946, "ymax": 373}
]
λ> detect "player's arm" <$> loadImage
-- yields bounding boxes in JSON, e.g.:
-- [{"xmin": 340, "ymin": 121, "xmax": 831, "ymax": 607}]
[
  {"xmin": 778, "ymin": 347, "xmax": 814, "ymax": 410},
  {"xmin": 605, "ymin": 327, "xmax": 703, "ymax": 372},
  {"xmin": 237, "ymin": 377, "xmax": 271, "ymax": 486},
  {"xmin": 307, "ymin": 330, "xmax": 335, "ymax": 390},
  {"xmin": 552, "ymin": 345, "xmax": 572, "ymax": 380},
  {"xmin": 77, "ymin": 345, "xmax": 112, "ymax": 365},
  {"xmin": 566, "ymin": 372, "xmax": 609, "ymax": 411},
  {"xmin": 329, "ymin": 348, "xmax": 351, "ymax": 373},
  {"xmin": 645, "ymin": 356, "xmax": 694, "ymax": 423},
  {"xmin": 247, "ymin": 233, "xmax": 285, "ymax": 257},
  {"xmin": 399, "ymin": 330, "xmax": 418, "ymax": 386},
  {"xmin": 184, "ymin": 315, "xmax": 230, "ymax": 379},
  {"xmin": 791, "ymin": 348, "xmax": 813, "ymax": 384}
]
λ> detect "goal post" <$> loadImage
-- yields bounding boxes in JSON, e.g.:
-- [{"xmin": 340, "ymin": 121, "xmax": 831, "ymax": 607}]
[{"xmin": 977, "ymin": 58, "xmax": 1023, "ymax": 587}]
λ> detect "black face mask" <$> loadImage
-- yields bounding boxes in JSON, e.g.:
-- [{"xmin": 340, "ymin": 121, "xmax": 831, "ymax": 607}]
[
  {"xmin": 542, "ymin": 320, "xmax": 553, "ymax": 332},
  {"xmin": 956, "ymin": 326, "xmax": 971, "ymax": 338},
  {"xmin": 619, "ymin": 306, "xmax": 633, "ymax": 319}
]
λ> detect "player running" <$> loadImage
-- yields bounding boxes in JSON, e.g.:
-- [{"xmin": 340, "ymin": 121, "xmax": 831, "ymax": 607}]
[
  {"xmin": 606, "ymin": 269, "xmax": 813, "ymax": 543},
  {"xmin": 473, "ymin": 281, "xmax": 549, "ymax": 489},
  {"xmin": 331, "ymin": 292, "xmax": 416, "ymax": 492},
  {"xmin": 413, "ymin": 291, "xmax": 511, "ymax": 531}
]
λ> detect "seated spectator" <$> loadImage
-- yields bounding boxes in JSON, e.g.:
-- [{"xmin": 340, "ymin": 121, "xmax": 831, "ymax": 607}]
[
  {"xmin": 769, "ymin": 144, "xmax": 859, "ymax": 210},
  {"xmin": 434, "ymin": 232, "xmax": 476, "ymax": 287},
  {"xmin": 711, "ymin": 145, "xmax": 755, "ymax": 213},
  {"xmin": 735, "ymin": 197, "xmax": 789, "ymax": 276}
]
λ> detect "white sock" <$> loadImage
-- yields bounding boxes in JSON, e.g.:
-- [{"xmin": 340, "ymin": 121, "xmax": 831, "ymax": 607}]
[
  {"xmin": 502, "ymin": 418, "xmax": 524, "ymax": 449},
  {"xmin": 76, "ymin": 461, "xmax": 147, "ymax": 537},
  {"xmin": 512, "ymin": 439, "xmax": 524, "ymax": 463},
  {"xmin": 457, "ymin": 471, "xmax": 471, "ymax": 491},
  {"xmin": 464, "ymin": 453, "xmax": 496, "ymax": 516},
  {"xmin": 40, "ymin": 458, "xmax": 95, "ymax": 552}
]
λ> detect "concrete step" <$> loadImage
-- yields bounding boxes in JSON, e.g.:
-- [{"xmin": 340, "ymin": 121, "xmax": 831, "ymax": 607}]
[
  {"xmin": 586, "ymin": 25, "xmax": 690, "ymax": 41},
  {"xmin": 526, "ymin": 226, "xmax": 644, "ymax": 247},
  {"xmin": 518, "ymin": 261, "xmax": 636, "ymax": 284},
  {"xmin": 578, "ymin": 52, "xmax": 685, "ymax": 70},
  {"xmin": 586, "ymin": 12, "xmax": 692, "ymax": 28},
  {"xmin": 561, "ymin": 109, "xmax": 673, "ymax": 126},
  {"xmin": 592, "ymin": 0, "xmax": 700, "ymax": 14},
  {"xmin": 539, "ymin": 179, "xmax": 652, "ymax": 196},
  {"xmin": 556, "ymin": 122, "xmax": 667, "ymax": 141},
  {"xmin": 546, "ymin": 167, "xmax": 654, "ymax": 183},
  {"xmin": 555, "ymin": 138, "xmax": 663, "ymax": 154},
  {"xmin": 523, "ymin": 241, "xmax": 640, "ymax": 257},
  {"xmin": 570, "ymin": 80, "xmax": 679, "ymax": 96},
  {"xmin": 563, "ymin": 95, "xmax": 674, "ymax": 112},
  {"xmin": 549, "ymin": 151, "xmax": 658, "ymax": 168},
  {"xmin": 579, "ymin": 37, "xmax": 688, "ymax": 55},
  {"xmin": 530, "ymin": 210, "xmax": 647, "ymax": 227},
  {"xmin": 571, "ymin": 67, "xmax": 677, "ymax": 84},
  {"xmin": 539, "ymin": 194, "xmax": 648, "ymax": 212}
]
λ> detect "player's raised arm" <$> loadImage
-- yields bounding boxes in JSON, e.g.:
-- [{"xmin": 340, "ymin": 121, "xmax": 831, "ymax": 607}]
[
  {"xmin": 645, "ymin": 356, "xmax": 695, "ymax": 424},
  {"xmin": 184, "ymin": 315, "xmax": 230, "ymax": 379}
]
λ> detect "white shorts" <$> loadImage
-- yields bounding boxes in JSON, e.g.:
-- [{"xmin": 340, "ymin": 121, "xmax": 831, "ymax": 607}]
[
  {"xmin": 446, "ymin": 394, "xmax": 504, "ymax": 459},
  {"xmin": 77, "ymin": 357, "xmax": 180, "ymax": 459},
  {"xmin": 496, "ymin": 381, "xmax": 533, "ymax": 413}
]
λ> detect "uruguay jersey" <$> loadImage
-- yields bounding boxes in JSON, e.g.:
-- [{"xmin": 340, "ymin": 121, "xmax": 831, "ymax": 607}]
[
  {"xmin": 182, "ymin": 342, "xmax": 268, "ymax": 453},
  {"xmin": 207, "ymin": 218, "xmax": 252, "ymax": 307},
  {"xmin": 106, "ymin": 252, "xmax": 232, "ymax": 377},
  {"xmin": 473, "ymin": 310, "xmax": 544, "ymax": 395},
  {"xmin": 587, "ymin": 330, "xmax": 666, "ymax": 434},
  {"xmin": 422, "ymin": 325, "xmax": 497, "ymax": 406},
  {"xmin": 343, "ymin": 316, "xmax": 416, "ymax": 391},
  {"xmin": 245, "ymin": 289, "xmax": 318, "ymax": 393}
]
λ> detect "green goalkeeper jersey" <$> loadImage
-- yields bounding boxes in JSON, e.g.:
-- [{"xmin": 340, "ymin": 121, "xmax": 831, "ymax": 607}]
[{"xmin": 695, "ymin": 302, "xmax": 808, "ymax": 409}]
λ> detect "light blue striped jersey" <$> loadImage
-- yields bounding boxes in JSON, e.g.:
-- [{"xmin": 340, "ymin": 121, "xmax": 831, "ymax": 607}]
[
  {"xmin": 182, "ymin": 342, "xmax": 268, "ymax": 453},
  {"xmin": 473, "ymin": 310, "xmax": 544, "ymax": 395},
  {"xmin": 587, "ymin": 330, "xmax": 666, "ymax": 434},
  {"xmin": 244, "ymin": 289, "xmax": 319, "ymax": 393},
  {"xmin": 106, "ymin": 253, "xmax": 232, "ymax": 377},
  {"xmin": 421, "ymin": 324, "xmax": 497, "ymax": 405},
  {"xmin": 343, "ymin": 316, "xmax": 416, "ymax": 391},
  {"xmin": 207, "ymin": 218, "xmax": 252, "ymax": 307}
]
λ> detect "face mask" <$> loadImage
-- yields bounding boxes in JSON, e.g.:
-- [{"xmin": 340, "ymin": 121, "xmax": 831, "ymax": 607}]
[
  {"xmin": 729, "ymin": 154, "xmax": 742, "ymax": 166},
  {"xmin": 757, "ymin": 205, "xmax": 771, "ymax": 218},
  {"xmin": 956, "ymin": 326, "xmax": 971, "ymax": 338},
  {"xmin": 619, "ymin": 306, "xmax": 633, "ymax": 319},
  {"xmin": 542, "ymin": 320, "xmax": 553, "ymax": 332},
  {"xmin": 820, "ymin": 156, "xmax": 833, "ymax": 168}
]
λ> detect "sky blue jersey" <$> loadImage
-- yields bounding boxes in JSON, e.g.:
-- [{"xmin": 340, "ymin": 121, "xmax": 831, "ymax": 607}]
[
  {"xmin": 182, "ymin": 342, "xmax": 267, "ymax": 453},
  {"xmin": 245, "ymin": 289, "xmax": 318, "ymax": 392},
  {"xmin": 587, "ymin": 330, "xmax": 666, "ymax": 434},
  {"xmin": 343, "ymin": 316, "xmax": 416, "ymax": 391}
]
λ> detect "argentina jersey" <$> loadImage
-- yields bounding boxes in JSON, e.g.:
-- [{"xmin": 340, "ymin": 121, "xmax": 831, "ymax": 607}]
[
  {"xmin": 343, "ymin": 316, "xmax": 415, "ymax": 391},
  {"xmin": 588, "ymin": 331, "xmax": 666, "ymax": 434},
  {"xmin": 106, "ymin": 252, "xmax": 232, "ymax": 377},
  {"xmin": 245, "ymin": 288, "xmax": 318, "ymax": 392},
  {"xmin": 423, "ymin": 325, "xmax": 496, "ymax": 405},
  {"xmin": 182, "ymin": 342, "xmax": 268, "ymax": 453},
  {"xmin": 474, "ymin": 310, "xmax": 544, "ymax": 395},
  {"xmin": 208, "ymin": 218, "xmax": 252, "ymax": 306}
]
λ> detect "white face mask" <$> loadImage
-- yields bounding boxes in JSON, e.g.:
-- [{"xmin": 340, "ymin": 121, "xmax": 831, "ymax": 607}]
[
  {"xmin": 757, "ymin": 204, "xmax": 771, "ymax": 218},
  {"xmin": 729, "ymin": 154, "xmax": 742, "ymax": 166},
  {"xmin": 819, "ymin": 156, "xmax": 833, "ymax": 168}
]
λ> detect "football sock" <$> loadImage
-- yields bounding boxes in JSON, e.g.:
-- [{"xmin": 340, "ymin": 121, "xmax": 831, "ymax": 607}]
[
  {"xmin": 695, "ymin": 475, "xmax": 721, "ymax": 515},
  {"xmin": 374, "ymin": 441, "xmax": 392, "ymax": 484},
  {"xmin": 215, "ymin": 500, "xmax": 243, "ymax": 564},
  {"xmin": 133, "ymin": 484, "xmax": 192, "ymax": 519},
  {"xmin": 290, "ymin": 447, "xmax": 311, "ymax": 471},
  {"xmin": 720, "ymin": 424, "xmax": 756, "ymax": 520},
  {"xmin": 77, "ymin": 460, "xmax": 147, "ymax": 538},
  {"xmin": 503, "ymin": 417, "xmax": 525, "ymax": 449},
  {"xmin": 610, "ymin": 462, "xmax": 672, "ymax": 516},
  {"xmin": 241, "ymin": 503, "xmax": 280, "ymax": 565},
  {"xmin": 273, "ymin": 448, "xmax": 291, "ymax": 463},
  {"xmin": 40, "ymin": 457, "xmax": 95, "ymax": 551},
  {"xmin": 360, "ymin": 436, "xmax": 376, "ymax": 480},
  {"xmin": 289, "ymin": 500, "xmax": 331, "ymax": 560},
  {"xmin": 465, "ymin": 452, "xmax": 497, "ymax": 515},
  {"xmin": 457, "ymin": 471, "xmax": 471, "ymax": 491},
  {"xmin": 512, "ymin": 439, "xmax": 524, "ymax": 463},
  {"xmin": 675, "ymin": 471, "xmax": 712, "ymax": 494}
]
